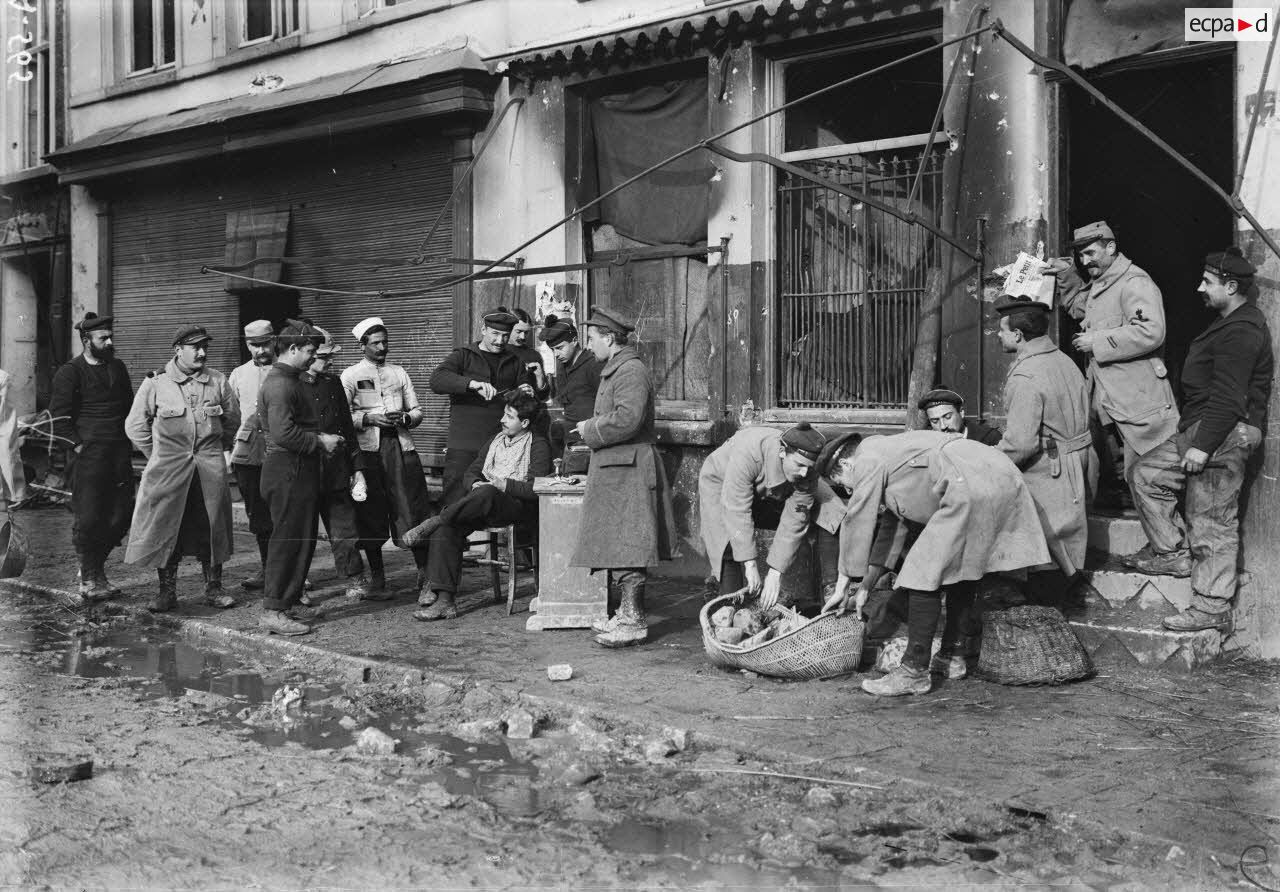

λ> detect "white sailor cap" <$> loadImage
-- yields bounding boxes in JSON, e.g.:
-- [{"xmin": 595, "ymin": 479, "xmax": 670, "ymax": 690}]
[{"xmin": 352, "ymin": 317, "xmax": 386, "ymax": 342}]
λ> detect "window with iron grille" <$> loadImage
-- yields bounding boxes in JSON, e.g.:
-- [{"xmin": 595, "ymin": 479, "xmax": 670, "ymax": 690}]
[{"xmin": 774, "ymin": 34, "xmax": 944, "ymax": 411}]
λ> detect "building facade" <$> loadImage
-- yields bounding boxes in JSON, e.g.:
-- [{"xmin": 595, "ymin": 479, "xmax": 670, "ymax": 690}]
[{"xmin": 47, "ymin": 0, "xmax": 1280, "ymax": 655}]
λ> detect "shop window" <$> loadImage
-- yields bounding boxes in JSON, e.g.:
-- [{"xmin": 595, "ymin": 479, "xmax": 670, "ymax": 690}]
[
  {"xmin": 775, "ymin": 36, "xmax": 944, "ymax": 411},
  {"xmin": 579, "ymin": 70, "xmax": 713, "ymax": 410},
  {"xmin": 129, "ymin": 0, "xmax": 176, "ymax": 73},
  {"xmin": 242, "ymin": 0, "xmax": 300, "ymax": 44},
  {"xmin": 13, "ymin": 0, "xmax": 55, "ymax": 168}
]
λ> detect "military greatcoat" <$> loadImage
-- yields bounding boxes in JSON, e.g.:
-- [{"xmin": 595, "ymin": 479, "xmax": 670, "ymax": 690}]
[
  {"xmin": 1056, "ymin": 254, "xmax": 1179, "ymax": 456},
  {"xmin": 837, "ymin": 431, "xmax": 1050, "ymax": 592},
  {"xmin": 571, "ymin": 346, "xmax": 676, "ymax": 570},
  {"xmin": 996, "ymin": 336, "xmax": 1098, "ymax": 577},
  {"xmin": 124, "ymin": 359, "xmax": 239, "ymax": 568}
]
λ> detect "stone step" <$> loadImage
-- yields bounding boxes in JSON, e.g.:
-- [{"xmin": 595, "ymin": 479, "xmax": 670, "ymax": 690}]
[
  {"xmin": 1087, "ymin": 510, "xmax": 1147, "ymax": 557},
  {"xmin": 1070, "ymin": 566, "xmax": 1222, "ymax": 671}
]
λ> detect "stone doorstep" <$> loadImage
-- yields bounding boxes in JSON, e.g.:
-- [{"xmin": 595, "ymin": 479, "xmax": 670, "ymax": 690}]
[
  {"xmin": 1085, "ymin": 567, "xmax": 1193, "ymax": 612},
  {"xmin": 1068, "ymin": 621, "xmax": 1224, "ymax": 673},
  {"xmin": 1087, "ymin": 511, "xmax": 1147, "ymax": 557}
]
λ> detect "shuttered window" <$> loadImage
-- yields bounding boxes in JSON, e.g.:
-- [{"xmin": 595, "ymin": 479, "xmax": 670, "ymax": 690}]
[{"xmin": 103, "ymin": 124, "xmax": 456, "ymax": 460}]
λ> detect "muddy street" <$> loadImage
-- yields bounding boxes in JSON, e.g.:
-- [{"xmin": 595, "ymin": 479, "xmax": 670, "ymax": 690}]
[{"xmin": 0, "ymin": 586, "xmax": 1261, "ymax": 890}]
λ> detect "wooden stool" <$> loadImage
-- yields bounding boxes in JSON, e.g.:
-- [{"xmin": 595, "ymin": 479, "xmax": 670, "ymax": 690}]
[{"xmin": 473, "ymin": 524, "xmax": 537, "ymax": 615}]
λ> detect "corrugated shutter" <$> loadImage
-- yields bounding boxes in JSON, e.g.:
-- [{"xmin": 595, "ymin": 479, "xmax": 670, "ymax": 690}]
[{"xmin": 102, "ymin": 124, "xmax": 456, "ymax": 460}]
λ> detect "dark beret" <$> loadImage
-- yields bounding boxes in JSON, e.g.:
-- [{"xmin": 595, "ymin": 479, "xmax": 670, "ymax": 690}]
[
  {"xmin": 539, "ymin": 316, "xmax": 578, "ymax": 347},
  {"xmin": 817, "ymin": 431, "xmax": 864, "ymax": 480},
  {"xmin": 278, "ymin": 318, "xmax": 322, "ymax": 341},
  {"xmin": 779, "ymin": 421, "xmax": 826, "ymax": 462},
  {"xmin": 1204, "ymin": 246, "xmax": 1256, "ymax": 280},
  {"xmin": 917, "ymin": 387, "xmax": 964, "ymax": 412},
  {"xmin": 994, "ymin": 296, "xmax": 1051, "ymax": 316},
  {"xmin": 172, "ymin": 324, "xmax": 212, "ymax": 347},
  {"xmin": 581, "ymin": 306, "xmax": 635, "ymax": 335},
  {"xmin": 483, "ymin": 310, "xmax": 518, "ymax": 333},
  {"xmin": 76, "ymin": 312, "xmax": 114, "ymax": 333}
]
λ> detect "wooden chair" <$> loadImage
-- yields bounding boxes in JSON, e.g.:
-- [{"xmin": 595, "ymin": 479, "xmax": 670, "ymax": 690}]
[{"xmin": 472, "ymin": 523, "xmax": 538, "ymax": 615}]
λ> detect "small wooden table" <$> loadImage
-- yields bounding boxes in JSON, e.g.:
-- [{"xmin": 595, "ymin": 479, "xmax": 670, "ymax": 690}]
[{"xmin": 526, "ymin": 476, "xmax": 608, "ymax": 631}]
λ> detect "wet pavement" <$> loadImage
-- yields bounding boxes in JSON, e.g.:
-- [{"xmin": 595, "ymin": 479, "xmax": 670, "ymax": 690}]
[{"xmin": 3, "ymin": 504, "xmax": 1280, "ymax": 887}]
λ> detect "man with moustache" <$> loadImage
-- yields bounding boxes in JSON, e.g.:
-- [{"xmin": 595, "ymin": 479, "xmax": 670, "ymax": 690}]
[
  {"xmin": 917, "ymin": 388, "xmax": 1002, "ymax": 445},
  {"xmin": 125, "ymin": 325, "xmax": 240, "ymax": 612},
  {"xmin": 342, "ymin": 317, "xmax": 433, "ymax": 600},
  {"xmin": 49, "ymin": 312, "xmax": 135, "ymax": 602},
  {"xmin": 1047, "ymin": 221, "xmax": 1185, "ymax": 576},
  {"xmin": 227, "ymin": 320, "xmax": 276, "ymax": 591}
]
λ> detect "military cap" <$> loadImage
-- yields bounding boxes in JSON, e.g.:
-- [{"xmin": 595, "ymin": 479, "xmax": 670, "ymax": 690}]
[
  {"xmin": 75, "ymin": 312, "xmax": 113, "ymax": 333},
  {"xmin": 917, "ymin": 387, "xmax": 964, "ymax": 412},
  {"xmin": 482, "ymin": 309, "xmax": 518, "ymax": 333},
  {"xmin": 779, "ymin": 422, "xmax": 827, "ymax": 462},
  {"xmin": 172, "ymin": 324, "xmax": 212, "ymax": 347},
  {"xmin": 1070, "ymin": 220, "xmax": 1115, "ymax": 249},
  {"xmin": 1204, "ymin": 246, "xmax": 1257, "ymax": 281},
  {"xmin": 817, "ymin": 431, "xmax": 864, "ymax": 480},
  {"xmin": 538, "ymin": 315, "xmax": 578, "ymax": 347},
  {"xmin": 278, "ymin": 318, "xmax": 322, "ymax": 342},
  {"xmin": 994, "ymin": 295, "xmax": 1051, "ymax": 316},
  {"xmin": 243, "ymin": 319, "xmax": 275, "ymax": 344},
  {"xmin": 581, "ymin": 306, "xmax": 635, "ymax": 335},
  {"xmin": 314, "ymin": 326, "xmax": 341, "ymax": 356},
  {"xmin": 352, "ymin": 317, "xmax": 386, "ymax": 341}
]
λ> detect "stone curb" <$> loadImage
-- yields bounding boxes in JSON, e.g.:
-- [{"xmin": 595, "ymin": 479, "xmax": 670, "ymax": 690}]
[{"xmin": 0, "ymin": 575, "xmax": 1230, "ymax": 863}]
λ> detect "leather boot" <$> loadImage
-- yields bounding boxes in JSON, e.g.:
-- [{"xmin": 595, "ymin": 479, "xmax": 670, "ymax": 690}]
[
  {"xmin": 595, "ymin": 570, "xmax": 648, "ymax": 648},
  {"xmin": 414, "ymin": 590, "xmax": 457, "ymax": 621},
  {"xmin": 150, "ymin": 566, "xmax": 178, "ymax": 613},
  {"xmin": 202, "ymin": 561, "xmax": 237, "ymax": 609}
]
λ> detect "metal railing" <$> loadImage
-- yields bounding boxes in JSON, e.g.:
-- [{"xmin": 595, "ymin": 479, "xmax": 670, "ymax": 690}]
[{"xmin": 776, "ymin": 147, "xmax": 943, "ymax": 409}]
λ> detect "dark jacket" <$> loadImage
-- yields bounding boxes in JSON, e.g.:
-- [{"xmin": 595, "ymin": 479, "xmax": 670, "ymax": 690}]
[
  {"xmin": 511, "ymin": 344, "xmax": 551, "ymax": 399},
  {"xmin": 302, "ymin": 370, "xmax": 366, "ymax": 490},
  {"xmin": 1179, "ymin": 302, "xmax": 1274, "ymax": 454},
  {"xmin": 260, "ymin": 362, "xmax": 320, "ymax": 457},
  {"xmin": 49, "ymin": 354, "xmax": 133, "ymax": 449},
  {"xmin": 461, "ymin": 431, "xmax": 553, "ymax": 501},
  {"xmin": 429, "ymin": 343, "xmax": 533, "ymax": 452},
  {"xmin": 552, "ymin": 348, "xmax": 604, "ymax": 425},
  {"xmin": 966, "ymin": 420, "xmax": 1003, "ymax": 447}
]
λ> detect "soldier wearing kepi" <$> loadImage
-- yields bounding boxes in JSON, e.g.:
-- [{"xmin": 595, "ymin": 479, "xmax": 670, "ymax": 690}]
[
  {"xmin": 124, "ymin": 324, "xmax": 240, "ymax": 612},
  {"xmin": 1162, "ymin": 248, "xmax": 1273, "ymax": 633},
  {"xmin": 300, "ymin": 327, "xmax": 380, "ymax": 605},
  {"xmin": 1047, "ymin": 221, "xmax": 1187, "ymax": 576},
  {"xmin": 258, "ymin": 320, "xmax": 343, "ymax": 636},
  {"xmin": 341, "ymin": 317, "xmax": 434, "ymax": 601},
  {"xmin": 49, "ymin": 312, "xmax": 134, "ymax": 602},
  {"xmin": 917, "ymin": 387, "xmax": 1002, "ymax": 445},
  {"xmin": 697, "ymin": 423, "xmax": 832, "ymax": 605},
  {"xmin": 993, "ymin": 296, "xmax": 1098, "ymax": 591},
  {"xmin": 571, "ymin": 307, "xmax": 677, "ymax": 648},
  {"xmin": 226, "ymin": 319, "xmax": 276, "ymax": 592}
]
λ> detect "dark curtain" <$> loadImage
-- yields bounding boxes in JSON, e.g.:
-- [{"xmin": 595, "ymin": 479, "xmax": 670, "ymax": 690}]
[{"xmin": 583, "ymin": 77, "xmax": 712, "ymax": 247}]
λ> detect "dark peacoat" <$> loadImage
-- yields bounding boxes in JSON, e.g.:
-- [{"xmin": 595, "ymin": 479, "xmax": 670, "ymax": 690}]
[{"xmin": 570, "ymin": 346, "xmax": 676, "ymax": 570}]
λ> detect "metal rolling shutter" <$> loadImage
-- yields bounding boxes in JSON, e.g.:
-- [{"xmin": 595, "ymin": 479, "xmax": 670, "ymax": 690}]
[{"xmin": 102, "ymin": 124, "xmax": 456, "ymax": 460}]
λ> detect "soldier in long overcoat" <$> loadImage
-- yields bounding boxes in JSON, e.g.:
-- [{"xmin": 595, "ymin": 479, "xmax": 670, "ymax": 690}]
[
  {"xmin": 993, "ymin": 298, "xmax": 1098, "ymax": 583},
  {"xmin": 823, "ymin": 430, "xmax": 1050, "ymax": 697},
  {"xmin": 125, "ymin": 325, "xmax": 239, "ymax": 611},
  {"xmin": 570, "ymin": 307, "xmax": 676, "ymax": 648},
  {"xmin": 697, "ymin": 423, "xmax": 834, "ymax": 604},
  {"xmin": 1048, "ymin": 221, "xmax": 1186, "ymax": 574}
]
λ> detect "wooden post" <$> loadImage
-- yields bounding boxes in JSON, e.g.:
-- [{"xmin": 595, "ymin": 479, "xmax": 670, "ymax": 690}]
[{"xmin": 905, "ymin": 267, "xmax": 944, "ymax": 430}]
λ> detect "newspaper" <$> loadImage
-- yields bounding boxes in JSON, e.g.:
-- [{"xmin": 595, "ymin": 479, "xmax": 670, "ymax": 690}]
[{"xmin": 994, "ymin": 252, "xmax": 1055, "ymax": 306}]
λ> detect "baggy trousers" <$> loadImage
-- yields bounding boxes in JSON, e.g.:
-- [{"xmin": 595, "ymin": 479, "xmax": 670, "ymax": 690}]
[
  {"xmin": 354, "ymin": 430, "xmax": 432, "ymax": 570},
  {"xmin": 1124, "ymin": 438, "xmax": 1188, "ymax": 556},
  {"xmin": 441, "ymin": 448, "xmax": 479, "ymax": 508},
  {"xmin": 261, "ymin": 452, "xmax": 321, "ymax": 611},
  {"xmin": 1186, "ymin": 422, "xmax": 1261, "ymax": 613},
  {"xmin": 318, "ymin": 486, "xmax": 364, "ymax": 578},
  {"xmin": 425, "ymin": 484, "xmax": 527, "ymax": 595},
  {"xmin": 69, "ymin": 440, "xmax": 134, "ymax": 559},
  {"xmin": 233, "ymin": 463, "xmax": 272, "ymax": 558}
]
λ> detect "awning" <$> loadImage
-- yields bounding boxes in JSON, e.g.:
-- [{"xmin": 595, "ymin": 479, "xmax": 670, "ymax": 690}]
[
  {"xmin": 497, "ymin": 0, "xmax": 934, "ymax": 78},
  {"xmin": 50, "ymin": 46, "xmax": 499, "ymax": 183}
]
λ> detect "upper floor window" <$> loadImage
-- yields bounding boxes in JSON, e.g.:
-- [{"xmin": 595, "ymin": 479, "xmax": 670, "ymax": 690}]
[
  {"xmin": 242, "ymin": 0, "xmax": 300, "ymax": 44},
  {"xmin": 129, "ymin": 0, "xmax": 176, "ymax": 73},
  {"xmin": 11, "ymin": 0, "xmax": 57, "ymax": 168},
  {"xmin": 357, "ymin": 0, "xmax": 406, "ymax": 15}
]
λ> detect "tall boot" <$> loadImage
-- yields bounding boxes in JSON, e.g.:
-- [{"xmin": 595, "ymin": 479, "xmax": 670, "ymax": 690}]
[
  {"xmin": 202, "ymin": 561, "xmax": 237, "ymax": 609},
  {"xmin": 366, "ymin": 547, "xmax": 386, "ymax": 593},
  {"xmin": 150, "ymin": 566, "xmax": 179, "ymax": 613},
  {"xmin": 242, "ymin": 538, "xmax": 269, "ymax": 591},
  {"xmin": 595, "ymin": 569, "xmax": 649, "ymax": 648}
]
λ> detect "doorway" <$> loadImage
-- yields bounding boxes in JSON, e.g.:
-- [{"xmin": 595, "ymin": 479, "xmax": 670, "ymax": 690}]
[{"xmin": 1066, "ymin": 50, "xmax": 1234, "ymax": 399}]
